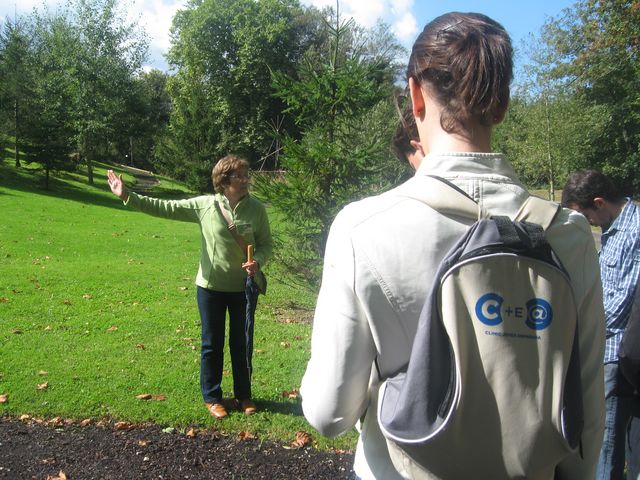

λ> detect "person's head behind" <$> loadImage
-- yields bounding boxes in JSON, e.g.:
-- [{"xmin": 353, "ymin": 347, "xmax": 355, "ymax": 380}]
[
  {"xmin": 561, "ymin": 170, "xmax": 624, "ymax": 228},
  {"xmin": 392, "ymin": 98, "xmax": 423, "ymax": 170},
  {"xmin": 408, "ymin": 12, "xmax": 513, "ymax": 135},
  {"xmin": 212, "ymin": 154, "xmax": 250, "ymax": 194}
]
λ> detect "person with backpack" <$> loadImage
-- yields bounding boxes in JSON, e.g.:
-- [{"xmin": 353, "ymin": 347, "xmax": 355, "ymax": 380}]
[
  {"xmin": 562, "ymin": 170, "xmax": 640, "ymax": 479},
  {"xmin": 300, "ymin": 12, "xmax": 605, "ymax": 480}
]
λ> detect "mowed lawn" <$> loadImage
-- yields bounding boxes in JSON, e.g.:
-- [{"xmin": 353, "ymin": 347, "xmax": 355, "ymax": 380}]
[{"xmin": 0, "ymin": 158, "xmax": 357, "ymax": 451}]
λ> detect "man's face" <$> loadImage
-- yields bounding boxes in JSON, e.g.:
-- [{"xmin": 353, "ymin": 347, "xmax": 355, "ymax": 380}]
[{"xmin": 566, "ymin": 198, "xmax": 614, "ymax": 229}]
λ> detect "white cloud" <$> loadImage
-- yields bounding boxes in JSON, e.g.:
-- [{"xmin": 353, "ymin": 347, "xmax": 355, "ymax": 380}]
[
  {"xmin": 302, "ymin": 0, "xmax": 417, "ymax": 46},
  {"xmin": 128, "ymin": 0, "xmax": 187, "ymax": 52},
  {"xmin": 393, "ymin": 11, "xmax": 419, "ymax": 45},
  {"xmin": 342, "ymin": 0, "xmax": 384, "ymax": 28},
  {"xmin": 390, "ymin": 0, "xmax": 413, "ymax": 16}
]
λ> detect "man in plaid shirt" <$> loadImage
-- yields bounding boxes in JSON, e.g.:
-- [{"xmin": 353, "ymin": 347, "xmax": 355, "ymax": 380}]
[{"xmin": 563, "ymin": 170, "xmax": 640, "ymax": 479}]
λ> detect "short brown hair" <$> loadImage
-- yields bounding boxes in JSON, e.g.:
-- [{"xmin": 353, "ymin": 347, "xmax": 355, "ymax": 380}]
[
  {"xmin": 211, "ymin": 155, "xmax": 250, "ymax": 193},
  {"xmin": 392, "ymin": 95, "xmax": 420, "ymax": 164},
  {"xmin": 561, "ymin": 170, "xmax": 623, "ymax": 209},
  {"xmin": 408, "ymin": 12, "xmax": 513, "ymax": 134}
]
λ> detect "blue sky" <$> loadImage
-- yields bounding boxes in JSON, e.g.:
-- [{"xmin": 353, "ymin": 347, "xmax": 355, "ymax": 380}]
[{"xmin": 1, "ymin": 0, "xmax": 578, "ymax": 72}]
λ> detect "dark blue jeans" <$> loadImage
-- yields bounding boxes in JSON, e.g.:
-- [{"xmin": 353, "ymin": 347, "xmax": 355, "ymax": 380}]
[
  {"xmin": 197, "ymin": 286, "xmax": 251, "ymax": 404},
  {"xmin": 596, "ymin": 363, "xmax": 640, "ymax": 479}
]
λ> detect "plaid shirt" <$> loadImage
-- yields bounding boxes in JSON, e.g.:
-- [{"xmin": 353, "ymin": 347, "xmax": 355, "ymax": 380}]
[{"xmin": 600, "ymin": 199, "xmax": 640, "ymax": 364}]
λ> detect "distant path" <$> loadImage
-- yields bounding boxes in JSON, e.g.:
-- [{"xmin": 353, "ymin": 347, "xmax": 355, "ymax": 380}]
[{"xmin": 117, "ymin": 164, "xmax": 159, "ymax": 193}]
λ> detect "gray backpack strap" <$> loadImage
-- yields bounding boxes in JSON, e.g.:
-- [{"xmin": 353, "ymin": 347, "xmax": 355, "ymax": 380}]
[
  {"xmin": 404, "ymin": 176, "xmax": 560, "ymax": 229},
  {"xmin": 514, "ymin": 195, "xmax": 561, "ymax": 230},
  {"xmin": 401, "ymin": 175, "xmax": 485, "ymax": 220}
]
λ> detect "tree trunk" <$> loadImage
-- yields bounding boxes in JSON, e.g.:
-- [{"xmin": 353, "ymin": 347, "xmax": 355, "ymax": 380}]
[
  {"xmin": 544, "ymin": 97, "xmax": 555, "ymax": 201},
  {"xmin": 14, "ymin": 99, "xmax": 20, "ymax": 168}
]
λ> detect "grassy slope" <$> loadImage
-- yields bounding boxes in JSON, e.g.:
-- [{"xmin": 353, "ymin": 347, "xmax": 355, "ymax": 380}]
[{"xmin": 0, "ymin": 159, "xmax": 357, "ymax": 451}]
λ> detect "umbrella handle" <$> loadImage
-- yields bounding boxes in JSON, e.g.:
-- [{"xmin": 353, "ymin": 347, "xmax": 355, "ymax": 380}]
[{"xmin": 247, "ymin": 244, "xmax": 254, "ymax": 263}]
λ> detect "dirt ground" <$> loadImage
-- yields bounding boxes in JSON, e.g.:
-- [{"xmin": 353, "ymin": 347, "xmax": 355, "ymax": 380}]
[{"xmin": 0, "ymin": 415, "xmax": 355, "ymax": 479}]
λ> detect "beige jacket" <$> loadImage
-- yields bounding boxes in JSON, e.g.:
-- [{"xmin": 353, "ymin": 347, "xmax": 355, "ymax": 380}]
[{"xmin": 301, "ymin": 153, "xmax": 605, "ymax": 479}]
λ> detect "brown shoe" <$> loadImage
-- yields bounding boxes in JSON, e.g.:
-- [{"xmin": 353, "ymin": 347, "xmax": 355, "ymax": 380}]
[
  {"xmin": 205, "ymin": 402, "xmax": 228, "ymax": 419},
  {"xmin": 239, "ymin": 399, "xmax": 257, "ymax": 415}
]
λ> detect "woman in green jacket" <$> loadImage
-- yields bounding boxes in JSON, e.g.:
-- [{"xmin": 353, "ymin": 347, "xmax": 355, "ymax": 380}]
[{"xmin": 107, "ymin": 155, "xmax": 273, "ymax": 419}]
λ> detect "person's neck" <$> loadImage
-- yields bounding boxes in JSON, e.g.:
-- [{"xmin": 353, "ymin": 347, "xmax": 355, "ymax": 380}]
[
  {"xmin": 425, "ymin": 124, "xmax": 492, "ymax": 154},
  {"xmin": 224, "ymin": 192, "xmax": 245, "ymax": 210}
]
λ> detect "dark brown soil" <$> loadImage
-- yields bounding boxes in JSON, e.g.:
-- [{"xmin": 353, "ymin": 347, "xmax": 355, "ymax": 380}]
[{"xmin": 0, "ymin": 416, "xmax": 354, "ymax": 479}]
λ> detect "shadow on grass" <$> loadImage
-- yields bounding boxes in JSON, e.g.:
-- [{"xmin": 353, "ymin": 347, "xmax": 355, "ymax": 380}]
[
  {"xmin": 1, "ymin": 159, "xmax": 191, "ymax": 209},
  {"xmin": 258, "ymin": 399, "xmax": 304, "ymax": 417}
]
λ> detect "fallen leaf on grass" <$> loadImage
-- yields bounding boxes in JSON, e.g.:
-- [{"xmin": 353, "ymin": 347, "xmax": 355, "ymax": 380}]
[
  {"xmin": 136, "ymin": 394, "xmax": 166, "ymax": 401},
  {"xmin": 114, "ymin": 421, "xmax": 134, "ymax": 431},
  {"xmin": 44, "ymin": 325, "xmax": 52, "ymax": 331},
  {"xmin": 46, "ymin": 470, "xmax": 67, "ymax": 480},
  {"xmin": 38, "ymin": 370, "xmax": 49, "ymax": 376},
  {"xmin": 280, "ymin": 341, "xmax": 291, "ymax": 348},
  {"xmin": 0, "ymin": 298, "xmax": 8, "ymax": 303},
  {"xmin": 20, "ymin": 415, "xmax": 31, "ymax": 421},
  {"xmin": 281, "ymin": 389, "xmax": 299, "ymax": 400},
  {"xmin": 237, "ymin": 431, "xmax": 256, "ymax": 441},
  {"xmin": 11, "ymin": 328, "xmax": 22, "ymax": 334},
  {"xmin": 82, "ymin": 294, "xmax": 93, "ymax": 299},
  {"xmin": 135, "ymin": 343, "xmax": 145, "ymax": 350},
  {"xmin": 63, "ymin": 299, "xmax": 72, "ymax": 305},
  {"xmin": 178, "ymin": 286, "xmax": 189, "ymax": 291},
  {"xmin": 80, "ymin": 418, "xmax": 92, "ymax": 427},
  {"xmin": 334, "ymin": 449, "xmax": 351, "ymax": 454},
  {"xmin": 255, "ymin": 349, "xmax": 264, "ymax": 353},
  {"xmin": 37, "ymin": 382, "xmax": 49, "ymax": 390},
  {"xmin": 0, "ymin": 394, "xmax": 8, "ymax": 403},
  {"xmin": 106, "ymin": 326, "xmax": 118, "ymax": 332},
  {"xmin": 185, "ymin": 428, "xmax": 197, "ymax": 438},
  {"xmin": 290, "ymin": 431, "xmax": 312, "ymax": 448},
  {"xmin": 48, "ymin": 417, "xmax": 64, "ymax": 427}
]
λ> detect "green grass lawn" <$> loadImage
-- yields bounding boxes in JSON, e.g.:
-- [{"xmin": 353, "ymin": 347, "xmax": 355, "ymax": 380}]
[{"xmin": 0, "ymin": 158, "xmax": 357, "ymax": 451}]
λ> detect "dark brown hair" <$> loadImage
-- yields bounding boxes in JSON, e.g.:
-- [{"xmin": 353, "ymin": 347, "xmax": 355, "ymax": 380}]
[
  {"xmin": 212, "ymin": 155, "xmax": 250, "ymax": 193},
  {"xmin": 392, "ymin": 94, "xmax": 420, "ymax": 163},
  {"xmin": 561, "ymin": 170, "xmax": 623, "ymax": 209},
  {"xmin": 408, "ymin": 12, "xmax": 513, "ymax": 134}
]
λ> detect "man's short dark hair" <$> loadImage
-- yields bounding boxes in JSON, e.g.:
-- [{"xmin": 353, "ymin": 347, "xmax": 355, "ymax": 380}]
[{"xmin": 561, "ymin": 170, "xmax": 623, "ymax": 209}]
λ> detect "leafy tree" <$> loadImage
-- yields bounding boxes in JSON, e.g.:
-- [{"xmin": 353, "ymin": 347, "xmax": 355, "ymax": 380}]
[
  {"xmin": 25, "ymin": 13, "xmax": 77, "ymax": 188},
  {"xmin": 538, "ymin": 0, "xmax": 640, "ymax": 192},
  {"xmin": 0, "ymin": 17, "xmax": 35, "ymax": 168},
  {"xmin": 255, "ymin": 5, "xmax": 405, "ymax": 284},
  {"xmin": 62, "ymin": 0, "xmax": 148, "ymax": 185},
  {"xmin": 161, "ymin": 0, "xmax": 311, "ymax": 191},
  {"xmin": 114, "ymin": 69, "xmax": 172, "ymax": 171}
]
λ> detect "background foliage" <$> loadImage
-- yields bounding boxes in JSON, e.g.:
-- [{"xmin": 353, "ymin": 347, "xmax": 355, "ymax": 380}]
[{"xmin": 1, "ymin": 0, "xmax": 639, "ymax": 318}]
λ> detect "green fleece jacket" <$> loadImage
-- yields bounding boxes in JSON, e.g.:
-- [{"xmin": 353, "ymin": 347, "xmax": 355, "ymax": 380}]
[{"xmin": 125, "ymin": 192, "xmax": 273, "ymax": 292}]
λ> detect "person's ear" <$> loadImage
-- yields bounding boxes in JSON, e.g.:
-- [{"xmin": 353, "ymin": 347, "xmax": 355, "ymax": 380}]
[
  {"xmin": 409, "ymin": 77, "xmax": 425, "ymax": 121},
  {"xmin": 593, "ymin": 197, "xmax": 606, "ymax": 209}
]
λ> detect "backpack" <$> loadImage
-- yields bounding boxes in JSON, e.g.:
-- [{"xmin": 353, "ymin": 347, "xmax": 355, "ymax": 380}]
[
  {"xmin": 618, "ymin": 283, "xmax": 640, "ymax": 392},
  {"xmin": 378, "ymin": 177, "xmax": 583, "ymax": 480}
]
